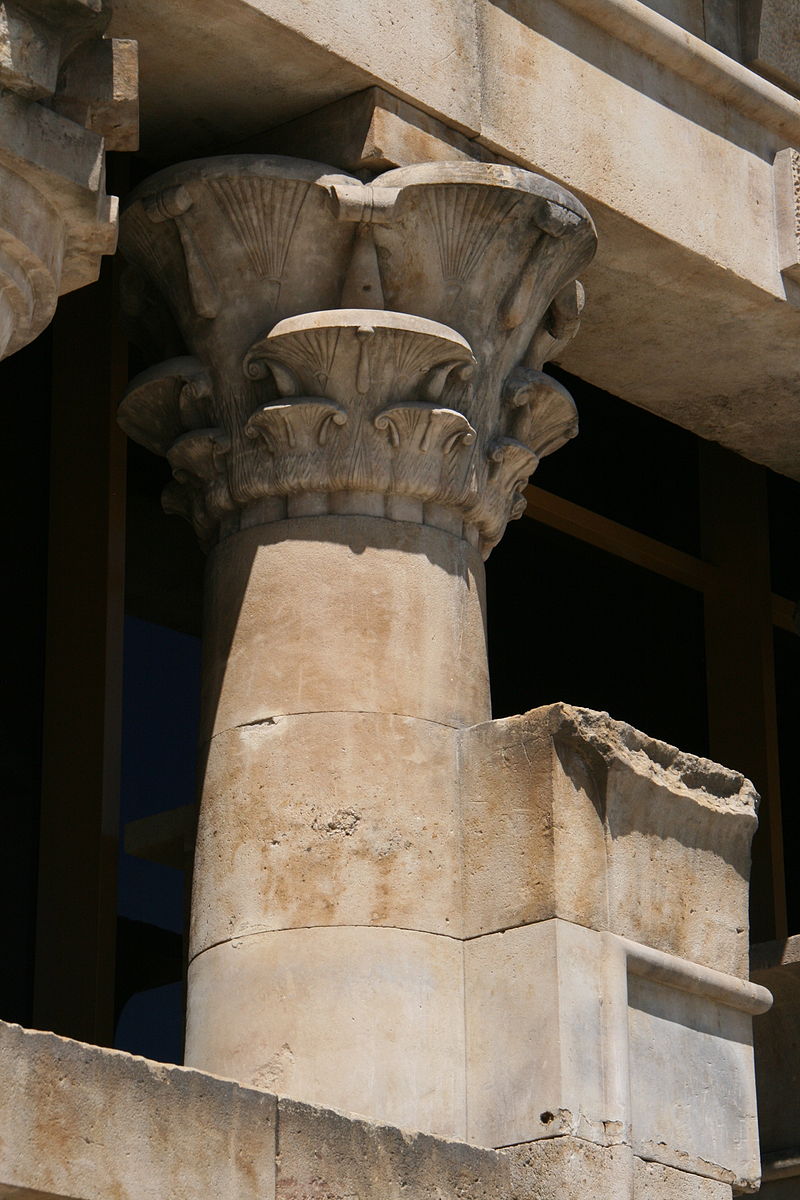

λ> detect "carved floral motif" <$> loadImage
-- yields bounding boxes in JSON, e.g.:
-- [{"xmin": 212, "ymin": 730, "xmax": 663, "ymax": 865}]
[{"xmin": 120, "ymin": 157, "xmax": 596, "ymax": 554}]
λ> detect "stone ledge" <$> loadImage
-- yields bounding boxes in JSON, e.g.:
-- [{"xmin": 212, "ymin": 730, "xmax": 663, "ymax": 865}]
[
  {"xmin": 0, "ymin": 1021, "xmax": 510, "ymax": 1200},
  {"xmin": 0, "ymin": 1020, "xmax": 744, "ymax": 1200}
]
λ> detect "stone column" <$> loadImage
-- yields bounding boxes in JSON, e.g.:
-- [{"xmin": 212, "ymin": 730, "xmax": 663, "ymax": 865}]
[
  {"xmin": 0, "ymin": 0, "xmax": 138, "ymax": 359},
  {"xmin": 119, "ymin": 156, "xmax": 596, "ymax": 1136}
]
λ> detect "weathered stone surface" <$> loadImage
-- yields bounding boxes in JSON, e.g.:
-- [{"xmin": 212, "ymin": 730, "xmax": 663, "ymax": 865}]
[
  {"xmin": 185, "ymin": 926, "xmax": 467, "ymax": 1140},
  {"xmin": 201, "ymin": 516, "xmax": 490, "ymax": 740},
  {"xmin": 460, "ymin": 704, "xmax": 758, "ymax": 976},
  {"xmin": 742, "ymin": 0, "xmax": 800, "ymax": 97},
  {"xmin": 465, "ymin": 919, "xmax": 615, "ymax": 1150},
  {"xmin": 275, "ymin": 1098, "xmax": 511, "ymax": 1200},
  {"xmin": 191, "ymin": 712, "xmax": 461, "ymax": 952},
  {"xmin": 0, "ymin": 1020, "xmax": 512, "ymax": 1200},
  {"xmin": 507, "ymin": 1136, "xmax": 734, "ymax": 1200},
  {"xmin": 246, "ymin": 87, "xmax": 492, "ymax": 172},
  {"xmin": 774, "ymin": 148, "xmax": 800, "ymax": 286},
  {"xmin": 628, "ymin": 974, "xmax": 761, "ymax": 1189},
  {"xmin": 466, "ymin": 919, "xmax": 768, "ymax": 1188},
  {"xmin": 0, "ymin": 1021, "xmax": 277, "ymax": 1200},
  {"xmin": 111, "ymin": 0, "xmax": 800, "ymax": 481},
  {"xmin": 54, "ymin": 34, "xmax": 139, "ymax": 151},
  {"xmin": 0, "ymin": 0, "xmax": 138, "ymax": 359},
  {"xmin": 507, "ymin": 1138, "xmax": 634, "ymax": 1200},
  {"xmin": 633, "ymin": 1158, "xmax": 732, "ymax": 1200}
]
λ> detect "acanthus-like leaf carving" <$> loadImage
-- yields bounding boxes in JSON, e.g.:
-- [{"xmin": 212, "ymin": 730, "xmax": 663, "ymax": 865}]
[
  {"xmin": 245, "ymin": 399, "xmax": 348, "ymax": 454},
  {"xmin": 487, "ymin": 437, "xmax": 539, "ymax": 519},
  {"xmin": 119, "ymin": 357, "xmax": 212, "ymax": 456},
  {"xmin": 501, "ymin": 367, "xmax": 578, "ymax": 458},
  {"xmin": 374, "ymin": 403, "xmax": 476, "ymax": 454}
]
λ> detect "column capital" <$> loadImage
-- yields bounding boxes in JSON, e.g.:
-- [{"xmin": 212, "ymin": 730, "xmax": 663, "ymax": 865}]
[
  {"xmin": 0, "ymin": 0, "xmax": 138, "ymax": 360},
  {"xmin": 120, "ymin": 157, "xmax": 596, "ymax": 555}
]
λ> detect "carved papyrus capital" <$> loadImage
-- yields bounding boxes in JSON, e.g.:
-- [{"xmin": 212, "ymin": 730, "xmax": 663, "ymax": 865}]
[
  {"xmin": 0, "ymin": 1, "xmax": 138, "ymax": 360},
  {"xmin": 119, "ymin": 157, "xmax": 596, "ymax": 554}
]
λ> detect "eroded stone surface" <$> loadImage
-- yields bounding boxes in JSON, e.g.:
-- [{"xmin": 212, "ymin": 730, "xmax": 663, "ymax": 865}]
[
  {"xmin": 275, "ymin": 1098, "xmax": 511, "ymax": 1200},
  {"xmin": 0, "ymin": 1020, "xmax": 511, "ymax": 1200},
  {"xmin": 0, "ymin": 1021, "xmax": 277, "ymax": 1200},
  {"xmin": 467, "ymin": 919, "xmax": 766, "ymax": 1187},
  {"xmin": 507, "ymin": 1137, "xmax": 734, "ymax": 1200},
  {"xmin": 460, "ymin": 704, "xmax": 758, "ymax": 976}
]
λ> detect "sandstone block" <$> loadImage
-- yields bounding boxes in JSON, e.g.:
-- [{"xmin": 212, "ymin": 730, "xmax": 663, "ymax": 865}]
[
  {"xmin": 190, "ymin": 711, "xmax": 461, "ymax": 953},
  {"xmin": 185, "ymin": 926, "xmax": 467, "ymax": 1140},
  {"xmin": 465, "ymin": 919, "xmax": 767, "ymax": 1188},
  {"xmin": 0, "ymin": 1020, "xmax": 513, "ymax": 1200},
  {"xmin": 460, "ymin": 704, "xmax": 757, "ymax": 976},
  {"xmin": 465, "ymin": 920, "xmax": 621, "ymax": 1150},
  {"xmin": 751, "ymin": 935, "xmax": 800, "ymax": 1160},
  {"xmin": 633, "ymin": 1158, "xmax": 732, "ymax": 1200},
  {"xmin": 275, "ymin": 1097, "xmax": 511, "ymax": 1200},
  {"xmin": 202, "ymin": 516, "xmax": 490, "ymax": 740},
  {"xmin": 0, "ymin": 1021, "xmax": 277, "ymax": 1200},
  {"xmin": 506, "ymin": 1137, "xmax": 734, "ymax": 1200}
]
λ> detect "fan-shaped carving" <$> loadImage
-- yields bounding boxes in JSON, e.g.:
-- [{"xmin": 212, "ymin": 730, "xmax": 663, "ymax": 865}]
[
  {"xmin": 210, "ymin": 176, "xmax": 309, "ymax": 286},
  {"xmin": 426, "ymin": 186, "xmax": 519, "ymax": 288},
  {"xmin": 502, "ymin": 368, "xmax": 578, "ymax": 457},
  {"xmin": 119, "ymin": 358, "xmax": 212, "ymax": 456}
]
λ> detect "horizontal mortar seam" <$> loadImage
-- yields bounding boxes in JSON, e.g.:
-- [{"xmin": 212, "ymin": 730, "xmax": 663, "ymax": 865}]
[
  {"xmin": 189, "ymin": 916, "xmax": 768, "ymax": 979},
  {"xmin": 206, "ymin": 708, "xmax": 475, "ymax": 740},
  {"xmin": 189, "ymin": 922, "xmax": 470, "ymax": 963}
]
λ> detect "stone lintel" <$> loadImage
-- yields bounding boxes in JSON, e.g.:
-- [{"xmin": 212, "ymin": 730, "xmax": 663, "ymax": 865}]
[{"xmin": 233, "ymin": 86, "xmax": 495, "ymax": 174}]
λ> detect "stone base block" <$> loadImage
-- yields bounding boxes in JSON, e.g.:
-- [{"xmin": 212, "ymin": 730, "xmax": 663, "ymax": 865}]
[
  {"xmin": 185, "ymin": 925, "xmax": 467, "ymax": 1140},
  {"xmin": 506, "ymin": 1137, "xmax": 733, "ymax": 1200},
  {"xmin": 465, "ymin": 919, "xmax": 767, "ymax": 1190},
  {"xmin": 0, "ymin": 1021, "xmax": 508, "ymax": 1200}
]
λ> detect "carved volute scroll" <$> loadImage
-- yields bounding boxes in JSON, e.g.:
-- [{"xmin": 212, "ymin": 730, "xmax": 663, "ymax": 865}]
[{"xmin": 120, "ymin": 155, "xmax": 597, "ymax": 555}]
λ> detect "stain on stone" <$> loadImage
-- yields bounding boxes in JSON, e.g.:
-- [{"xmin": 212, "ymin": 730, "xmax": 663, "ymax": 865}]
[{"xmin": 311, "ymin": 809, "xmax": 361, "ymax": 836}]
